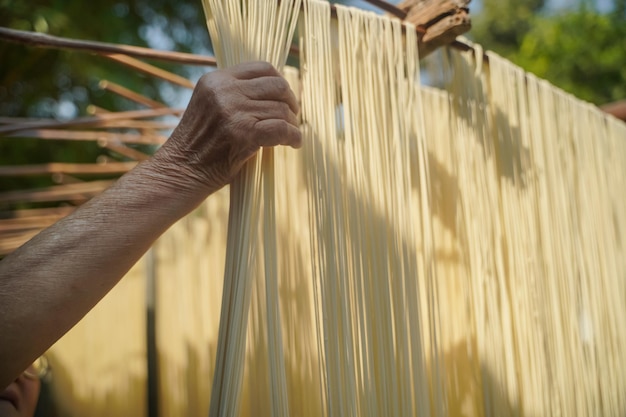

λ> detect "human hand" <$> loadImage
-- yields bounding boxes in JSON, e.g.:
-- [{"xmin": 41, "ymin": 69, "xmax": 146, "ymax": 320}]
[{"xmin": 151, "ymin": 61, "xmax": 301, "ymax": 198}]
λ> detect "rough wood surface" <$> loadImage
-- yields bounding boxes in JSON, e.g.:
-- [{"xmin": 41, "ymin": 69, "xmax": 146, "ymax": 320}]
[
  {"xmin": 398, "ymin": 0, "xmax": 472, "ymax": 57},
  {"xmin": 0, "ymin": 27, "xmax": 216, "ymax": 66},
  {"xmin": 601, "ymin": 100, "xmax": 626, "ymax": 122}
]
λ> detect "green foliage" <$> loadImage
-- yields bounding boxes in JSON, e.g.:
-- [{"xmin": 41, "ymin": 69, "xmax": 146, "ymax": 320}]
[
  {"xmin": 0, "ymin": 0, "xmax": 210, "ymax": 196},
  {"xmin": 0, "ymin": 0, "xmax": 210, "ymax": 117},
  {"xmin": 513, "ymin": 7, "xmax": 626, "ymax": 104},
  {"xmin": 470, "ymin": 0, "xmax": 626, "ymax": 105},
  {"xmin": 471, "ymin": 0, "xmax": 546, "ymax": 56}
]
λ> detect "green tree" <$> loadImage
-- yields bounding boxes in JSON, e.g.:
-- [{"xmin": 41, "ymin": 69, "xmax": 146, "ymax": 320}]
[
  {"xmin": 0, "ymin": 0, "xmax": 210, "ymax": 196},
  {"xmin": 470, "ymin": 0, "xmax": 626, "ymax": 105},
  {"xmin": 0, "ymin": 0, "xmax": 210, "ymax": 118},
  {"xmin": 513, "ymin": 6, "xmax": 626, "ymax": 104},
  {"xmin": 471, "ymin": 0, "xmax": 546, "ymax": 56}
]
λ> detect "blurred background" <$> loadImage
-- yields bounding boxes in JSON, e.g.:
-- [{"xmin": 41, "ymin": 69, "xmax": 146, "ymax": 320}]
[
  {"xmin": 0, "ymin": 0, "xmax": 625, "ymax": 192},
  {"xmin": 1, "ymin": 2, "xmax": 624, "ymax": 415}
]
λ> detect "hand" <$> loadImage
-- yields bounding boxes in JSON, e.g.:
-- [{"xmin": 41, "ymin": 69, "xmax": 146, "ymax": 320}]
[{"xmin": 152, "ymin": 61, "xmax": 301, "ymax": 197}]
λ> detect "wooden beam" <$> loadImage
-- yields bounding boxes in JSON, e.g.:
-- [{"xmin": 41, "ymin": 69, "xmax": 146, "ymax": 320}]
[
  {"xmin": 4, "ymin": 129, "xmax": 167, "ymax": 145},
  {"xmin": 0, "ymin": 206, "xmax": 76, "ymax": 220},
  {"xmin": 601, "ymin": 100, "xmax": 626, "ymax": 122},
  {"xmin": 99, "ymin": 80, "xmax": 168, "ymax": 109},
  {"xmin": 0, "ymin": 180, "xmax": 114, "ymax": 204},
  {"xmin": 0, "ymin": 108, "xmax": 183, "ymax": 135},
  {"xmin": 100, "ymin": 142, "xmax": 152, "ymax": 161},
  {"xmin": 0, "ymin": 230, "xmax": 41, "ymax": 256},
  {"xmin": 0, "ymin": 162, "xmax": 138, "ymax": 177},
  {"xmin": 398, "ymin": 0, "xmax": 472, "ymax": 57},
  {"xmin": 0, "ymin": 27, "xmax": 217, "ymax": 66},
  {"xmin": 103, "ymin": 54, "xmax": 195, "ymax": 89},
  {"xmin": 361, "ymin": 0, "xmax": 408, "ymax": 18}
]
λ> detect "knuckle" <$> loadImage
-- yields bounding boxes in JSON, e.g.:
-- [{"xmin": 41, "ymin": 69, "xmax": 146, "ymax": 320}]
[
  {"xmin": 196, "ymin": 74, "xmax": 223, "ymax": 102},
  {"xmin": 267, "ymin": 119, "xmax": 289, "ymax": 138},
  {"xmin": 272, "ymin": 77, "xmax": 290, "ymax": 96},
  {"xmin": 198, "ymin": 72, "xmax": 219, "ymax": 90},
  {"xmin": 200, "ymin": 71, "xmax": 236, "ymax": 93},
  {"xmin": 276, "ymin": 101, "xmax": 290, "ymax": 115},
  {"xmin": 255, "ymin": 61, "xmax": 278, "ymax": 75}
]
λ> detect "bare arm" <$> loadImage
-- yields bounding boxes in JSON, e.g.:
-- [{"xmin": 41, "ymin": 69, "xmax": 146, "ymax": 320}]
[{"xmin": 0, "ymin": 61, "xmax": 301, "ymax": 387}]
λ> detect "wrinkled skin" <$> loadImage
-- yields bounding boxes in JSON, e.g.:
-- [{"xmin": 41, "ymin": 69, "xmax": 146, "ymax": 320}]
[
  {"xmin": 0, "ymin": 366, "xmax": 41, "ymax": 417},
  {"xmin": 0, "ymin": 61, "xmax": 301, "ymax": 388},
  {"xmin": 153, "ymin": 61, "xmax": 301, "ymax": 196}
]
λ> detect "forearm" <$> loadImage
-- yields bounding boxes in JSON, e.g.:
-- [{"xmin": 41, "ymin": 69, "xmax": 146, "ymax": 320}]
[
  {"xmin": 0, "ymin": 61, "xmax": 302, "ymax": 388},
  {"xmin": 0, "ymin": 159, "xmax": 203, "ymax": 387}
]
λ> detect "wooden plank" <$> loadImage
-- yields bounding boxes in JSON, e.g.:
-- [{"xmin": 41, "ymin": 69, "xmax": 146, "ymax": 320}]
[
  {"xmin": 99, "ymin": 80, "xmax": 168, "ymax": 109},
  {"xmin": 0, "ymin": 27, "xmax": 217, "ymax": 66},
  {"xmin": 101, "ymin": 142, "xmax": 152, "ymax": 161},
  {"xmin": 0, "ymin": 108, "xmax": 182, "ymax": 135},
  {"xmin": 398, "ymin": 0, "xmax": 472, "ymax": 57},
  {"xmin": 0, "ymin": 206, "xmax": 75, "ymax": 219},
  {"xmin": 0, "ymin": 180, "xmax": 114, "ymax": 204},
  {"xmin": 4, "ymin": 129, "xmax": 167, "ymax": 145},
  {"xmin": 104, "ymin": 54, "xmax": 195, "ymax": 89},
  {"xmin": 0, "ymin": 230, "xmax": 40, "ymax": 256},
  {"xmin": 0, "ymin": 162, "xmax": 137, "ymax": 176},
  {"xmin": 399, "ymin": 0, "xmax": 470, "ymax": 27}
]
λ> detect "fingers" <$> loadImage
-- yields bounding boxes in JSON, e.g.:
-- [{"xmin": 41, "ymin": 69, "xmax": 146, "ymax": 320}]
[
  {"xmin": 255, "ymin": 119, "xmax": 302, "ymax": 149},
  {"xmin": 228, "ymin": 61, "xmax": 280, "ymax": 80},
  {"xmin": 243, "ymin": 100, "xmax": 300, "ymax": 148},
  {"xmin": 243, "ymin": 101, "xmax": 299, "ymax": 126},
  {"xmin": 241, "ymin": 77, "xmax": 299, "ymax": 114}
]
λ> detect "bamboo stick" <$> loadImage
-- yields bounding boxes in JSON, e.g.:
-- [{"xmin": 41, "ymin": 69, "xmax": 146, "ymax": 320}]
[
  {"xmin": 97, "ymin": 120, "xmax": 176, "ymax": 129},
  {"xmin": 100, "ymin": 142, "xmax": 152, "ymax": 161},
  {"xmin": 99, "ymin": 80, "xmax": 168, "ymax": 109},
  {"xmin": 86, "ymin": 105, "xmax": 111, "ymax": 115},
  {"xmin": 0, "ymin": 108, "xmax": 183, "ymax": 135},
  {"xmin": 0, "ymin": 216, "xmax": 70, "ymax": 232},
  {"xmin": 0, "ymin": 27, "xmax": 217, "ymax": 66},
  {"xmin": 113, "ymin": 120, "xmax": 176, "ymax": 129},
  {"xmin": 104, "ymin": 54, "xmax": 195, "ymax": 89},
  {"xmin": 0, "ymin": 206, "xmax": 75, "ymax": 219},
  {"xmin": 0, "ymin": 162, "xmax": 138, "ymax": 177},
  {"xmin": 51, "ymin": 172, "xmax": 84, "ymax": 185},
  {"xmin": 0, "ymin": 117, "xmax": 54, "ymax": 124},
  {"xmin": 361, "ymin": 0, "xmax": 408, "ymax": 18},
  {"xmin": 0, "ymin": 180, "xmax": 114, "ymax": 204},
  {"xmin": 4, "ymin": 129, "xmax": 167, "ymax": 145},
  {"xmin": 0, "ymin": 231, "xmax": 41, "ymax": 256},
  {"xmin": 100, "ymin": 120, "xmax": 177, "ymax": 129}
]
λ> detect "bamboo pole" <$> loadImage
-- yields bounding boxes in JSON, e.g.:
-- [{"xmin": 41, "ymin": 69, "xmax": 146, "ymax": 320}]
[
  {"xmin": 0, "ymin": 180, "xmax": 114, "ymax": 204},
  {"xmin": 4, "ymin": 129, "xmax": 167, "ymax": 145},
  {"xmin": 103, "ymin": 54, "xmax": 195, "ymax": 89},
  {"xmin": 0, "ymin": 27, "xmax": 217, "ymax": 66},
  {"xmin": 86, "ymin": 105, "xmax": 112, "ymax": 115},
  {"xmin": 0, "ymin": 162, "xmax": 138, "ymax": 177},
  {"xmin": 0, "ymin": 216, "xmax": 71, "ymax": 232},
  {"xmin": 0, "ymin": 206, "xmax": 75, "ymax": 219},
  {"xmin": 95, "ymin": 120, "xmax": 177, "ymax": 129},
  {"xmin": 99, "ymin": 80, "xmax": 168, "ymax": 109},
  {"xmin": 361, "ymin": 0, "xmax": 408, "ymax": 18},
  {"xmin": 0, "ymin": 108, "xmax": 183, "ymax": 135},
  {"xmin": 0, "ymin": 231, "xmax": 41, "ymax": 255},
  {"xmin": 100, "ymin": 142, "xmax": 152, "ymax": 161},
  {"xmin": 0, "ymin": 117, "xmax": 177, "ymax": 129}
]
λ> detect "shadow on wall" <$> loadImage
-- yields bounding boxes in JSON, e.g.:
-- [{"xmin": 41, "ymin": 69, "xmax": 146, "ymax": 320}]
[
  {"xmin": 437, "ymin": 340, "xmax": 524, "ymax": 417},
  {"xmin": 33, "ymin": 342, "xmax": 526, "ymax": 417},
  {"xmin": 34, "ymin": 351, "xmax": 146, "ymax": 417},
  {"xmin": 445, "ymin": 49, "xmax": 533, "ymax": 188}
]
